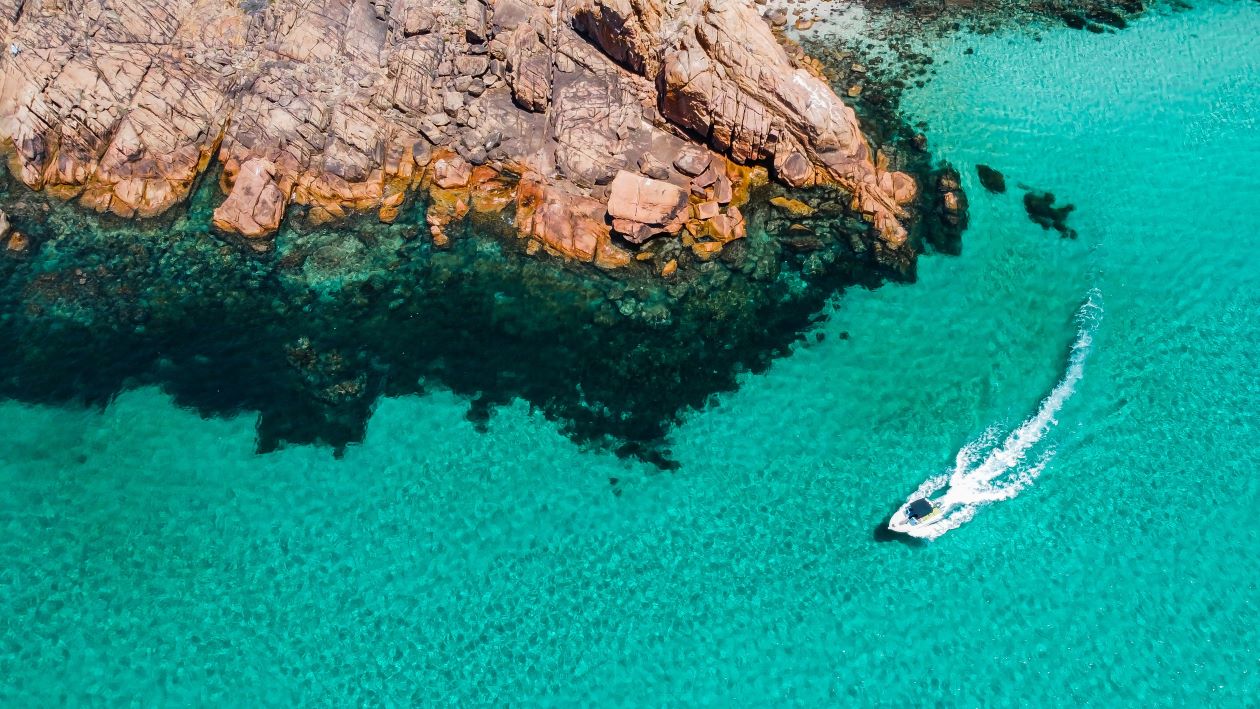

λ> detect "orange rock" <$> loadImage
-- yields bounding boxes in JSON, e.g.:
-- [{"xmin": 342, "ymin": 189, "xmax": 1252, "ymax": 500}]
[
  {"xmin": 692, "ymin": 241, "xmax": 723, "ymax": 261},
  {"xmin": 381, "ymin": 190, "xmax": 407, "ymax": 209},
  {"xmin": 469, "ymin": 170, "xmax": 517, "ymax": 214},
  {"xmin": 706, "ymin": 205, "xmax": 747, "ymax": 243},
  {"xmin": 694, "ymin": 200, "xmax": 720, "ymax": 220},
  {"xmin": 0, "ymin": 0, "xmax": 912, "ymax": 261},
  {"xmin": 433, "ymin": 155, "xmax": 472, "ymax": 189},
  {"xmin": 5, "ymin": 231, "xmax": 31, "ymax": 255},
  {"xmin": 514, "ymin": 178, "xmax": 613, "ymax": 264},
  {"xmin": 606, "ymin": 170, "xmax": 690, "ymax": 244},
  {"xmin": 770, "ymin": 196, "xmax": 815, "ymax": 217},
  {"xmin": 661, "ymin": 259, "xmax": 678, "ymax": 277},
  {"xmin": 212, "ymin": 158, "xmax": 288, "ymax": 245},
  {"xmin": 594, "ymin": 234, "xmax": 633, "ymax": 270}
]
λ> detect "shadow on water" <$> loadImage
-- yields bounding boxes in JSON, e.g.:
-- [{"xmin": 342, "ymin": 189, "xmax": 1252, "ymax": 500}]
[
  {"xmin": 872, "ymin": 521, "xmax": 926, "ymax": 547},
  {"xmin": 0, "ymin": 123, "xmax": 962, "ymax": 468},
  {"xmin": 871, "ymin": 500, "xmax": 929, "ymax": 546}
]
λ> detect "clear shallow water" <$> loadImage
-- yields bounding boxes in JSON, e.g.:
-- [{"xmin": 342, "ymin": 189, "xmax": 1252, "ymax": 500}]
[{"xmin": 3, "ymin": 3, "xmax": 1259, "ymax": 703}]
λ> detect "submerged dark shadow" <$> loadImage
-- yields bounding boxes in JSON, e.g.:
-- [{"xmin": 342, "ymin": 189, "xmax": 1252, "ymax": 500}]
[
  {"xmin": 872, "ymin": 499, "xmax": 930, "ymax": 547},
  {"xmin": 0, "ymin": 68, "xmax": 964, "ymax": 468},
  {"xmin": 872, "ymin": 520, "xmax": 926, "ymax": 547}
]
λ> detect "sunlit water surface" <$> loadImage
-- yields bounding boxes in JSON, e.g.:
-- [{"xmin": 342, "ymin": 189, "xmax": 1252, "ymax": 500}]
[{"xmin": 2, "ymin": 3, "xmax": 1258, "ymax": 703}]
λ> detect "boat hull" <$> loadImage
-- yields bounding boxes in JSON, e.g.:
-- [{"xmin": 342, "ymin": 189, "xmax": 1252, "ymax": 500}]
[{"xmin": 887, "ymin": 500, "xmax": 947, "ymax": 538}]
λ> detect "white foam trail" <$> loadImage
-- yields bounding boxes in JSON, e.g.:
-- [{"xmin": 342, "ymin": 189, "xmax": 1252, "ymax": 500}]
[{"xmin": 890, "ymin": 290, "xmax": 1102, "ymax": 539}]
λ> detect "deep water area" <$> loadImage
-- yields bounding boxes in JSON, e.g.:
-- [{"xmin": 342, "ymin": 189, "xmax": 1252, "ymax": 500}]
[{"xmin": 2, "ymin": 0, "xmax": 1259, "ymax": 704}]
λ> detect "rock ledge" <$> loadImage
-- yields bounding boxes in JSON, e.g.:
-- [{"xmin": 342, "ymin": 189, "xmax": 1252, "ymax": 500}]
[{"xmin": 0, "ymin": 0, "xmax": 915, "ymax": 268}]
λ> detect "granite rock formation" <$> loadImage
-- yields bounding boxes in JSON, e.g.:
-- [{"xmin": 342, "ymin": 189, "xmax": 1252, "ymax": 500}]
[{"xmin": 0, "ymin": 0, "xmax": 915, "ymax": 268}]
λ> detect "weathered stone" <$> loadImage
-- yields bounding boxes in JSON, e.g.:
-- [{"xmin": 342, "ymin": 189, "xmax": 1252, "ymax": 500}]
[
  {"xmin": 714, "ymin": 174, "xmax": 733, "ymax": 205},
  {"xmin": 455, "ymin": 55, "xmax": 490, "ymax": 77},
  {"xmin": 638, "ymin": 154, "xmax": 671, "ymax": 181},
  {"xmin": 673, "ymin": 150, "xmax": 712, "ymax": 177},
  {"xmin": 443, "ymin": 91, "xmax": 465, "ymax": 114},
  {"xmin": 0, "ymin": 0, "xmax": 912, "ymax": 263},
  {"xmin": 774, "ymin": 151, "xmax": 814, "ymax": 187},
  {"xmin": 516, "ymin": 178, "xmax": 612, "ymax": 263},
  {"xmin": 213, "ymin": 158, "xmax": 288, "ymax": 246},
  {"xmin": 5, "ymin": 230, "xmax": 30, "ymax": 256},
  {"xmin": 607, "ymin": 170, "xmax": 689, "ymax": 244},
  {"xmin": 770, "ymin": 196, "xmax": 814, "ymax": 217},
  {"xmin": 402, "ymin": 8, "xmax": 435, "ymax": 36},
  {"xmin": 433, "ymin": 154, "xmax": 472, "ymax": 188}
]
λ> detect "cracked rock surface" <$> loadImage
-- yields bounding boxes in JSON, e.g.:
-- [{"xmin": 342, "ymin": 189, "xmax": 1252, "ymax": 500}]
[{"xmin": 0, "ymin": 0, "xmax": 915, "ymax": 267}]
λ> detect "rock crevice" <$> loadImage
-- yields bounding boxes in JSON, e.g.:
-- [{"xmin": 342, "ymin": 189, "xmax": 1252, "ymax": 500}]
[{"xmin": 0, "ymin": 0, "xmax": 915, "ymax": 265}]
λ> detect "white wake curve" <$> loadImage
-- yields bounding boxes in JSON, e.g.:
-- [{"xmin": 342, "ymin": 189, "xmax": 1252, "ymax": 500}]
[{"xmin": 889, "ymin": 290, "xmax": 1102, "ymax": 539}]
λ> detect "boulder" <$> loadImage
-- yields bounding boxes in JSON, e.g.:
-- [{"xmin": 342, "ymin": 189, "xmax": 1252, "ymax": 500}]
[
  {"xmin": 770, "ymin": 196, "xmax": 814, "ymax": 217},
  {"xmin": 516, "ymin": 178, "xmax": 619, "ymax": 264},
  {"xmin": 433, "ymin": 154, "xmax": 472, "ymax": 189},
  {"xmin": 212, "ymin": 159, "xmax": 288, "ymax": 247},
  {"xmin": 673, "ymin": 150, "xmax": 712, "ymax": 177},
  {"xmin": 606, "ymin": 170, "xmax": 689, "ymax": 244}
]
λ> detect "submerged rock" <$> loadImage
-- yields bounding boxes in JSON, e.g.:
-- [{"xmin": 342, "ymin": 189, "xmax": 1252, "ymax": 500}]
[
  {"xmin": 769, "ymin": 196, "xmax": 816, "ymax": 217},
  {"xmin": 976, "ymin": 164, "xmax": 1007, "ymax": 194},
  {"xmin": 929, "ymin": 163, "xmax": 970, "ymax": 253},
  {"xmin": 1061, "ymin": 12, "xmax": 1089, "ymax": 29},
  {"xmin": 1023, "ymin": 190, "xmax": 1078, "ymax": 238},
  {"xmin": 5, "ymin": 230, "xmax": 30, "ymax": 257}
]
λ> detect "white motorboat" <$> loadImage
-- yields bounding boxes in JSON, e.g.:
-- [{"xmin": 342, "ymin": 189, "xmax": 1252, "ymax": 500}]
[{"xmin": 887, "ymin": 497, "xmax": 948, "ymax": 538}]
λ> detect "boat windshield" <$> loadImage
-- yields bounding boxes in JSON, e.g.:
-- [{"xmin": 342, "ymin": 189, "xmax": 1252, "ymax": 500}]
[{"xmin": 907, "ymin": 498, "xmax": 935, "ymax": 519}]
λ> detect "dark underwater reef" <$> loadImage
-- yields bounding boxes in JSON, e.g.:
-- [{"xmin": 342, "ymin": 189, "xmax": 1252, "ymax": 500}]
[
  {"xmin": 0, "ymin": 66, "xmax": 965, "ymax": 468},
  {"xmin": 0, "ymin": 173, "xmax": 957, "ymax": 467}
]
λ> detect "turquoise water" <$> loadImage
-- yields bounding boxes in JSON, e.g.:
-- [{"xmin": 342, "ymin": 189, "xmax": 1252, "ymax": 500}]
[{"xmin": 3, "ymin": 3, "xmax": 1259, "ymax": 703}]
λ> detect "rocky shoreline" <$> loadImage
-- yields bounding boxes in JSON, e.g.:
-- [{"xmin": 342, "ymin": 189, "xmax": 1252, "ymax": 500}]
[
  {"xmin": 0, "ymin": 0, "xmax": 970, "ymax": 463},
  {"xmin": 0, "ymin": 0, "xmax": 927, "ymax": 276},
  {"xmin": 0, "ymin": 164, "xmax": 939, "ymax": 464}
]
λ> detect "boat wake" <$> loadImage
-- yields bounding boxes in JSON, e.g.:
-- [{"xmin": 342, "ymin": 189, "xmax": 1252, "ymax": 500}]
[{"xmin": 888, "ymin": 290, "xmax": 1103, "ymax": 540}]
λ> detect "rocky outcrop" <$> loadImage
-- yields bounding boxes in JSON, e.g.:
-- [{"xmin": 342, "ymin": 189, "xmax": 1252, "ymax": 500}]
[
  {"xmin": 606, "ymin": 170, "xmax": 688, "ymax": 244},
  {"xmin": 0, "ymin": 0, "xmax": 916, "ymax": 269},
  {"xmin": 212, "ymin": 158, "xmax": 288, "ymax": 248}
]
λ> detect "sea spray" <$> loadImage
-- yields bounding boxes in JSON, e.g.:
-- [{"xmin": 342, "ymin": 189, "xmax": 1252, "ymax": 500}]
[{"xmin": 889, "ymin": 289, "xmax": 1103, "ymax": 539}]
